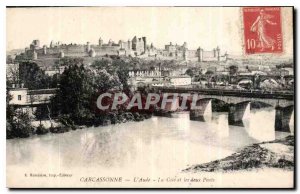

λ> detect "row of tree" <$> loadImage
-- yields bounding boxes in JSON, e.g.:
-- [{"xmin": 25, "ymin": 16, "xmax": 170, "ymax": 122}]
[
  {"xmin": 7, "ymin": 56, "xmax": 136, "ymax": 138},
  {"xmin": 50, "ymin": 57, "xmax": 134, "ymax": 125}
]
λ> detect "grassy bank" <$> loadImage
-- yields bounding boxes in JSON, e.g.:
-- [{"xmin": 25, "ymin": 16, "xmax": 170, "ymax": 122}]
[
  {"xmin": 183, "ymin": 135, "xmax": 294, "ymax": 172},
  {"xmin": 7, "ymin": 112, "xmax": 152, "ymax": 139}
]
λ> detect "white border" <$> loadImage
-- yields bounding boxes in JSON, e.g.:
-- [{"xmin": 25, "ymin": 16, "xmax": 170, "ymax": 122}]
[{"xmin": 0, "ymin": 0, "xmax": 299, "ymax": 193}]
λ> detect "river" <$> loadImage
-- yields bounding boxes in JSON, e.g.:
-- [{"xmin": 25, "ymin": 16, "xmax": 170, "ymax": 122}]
[{"xmin": 7, "ymin": 108, "xmax": 294, "ymax": 188}]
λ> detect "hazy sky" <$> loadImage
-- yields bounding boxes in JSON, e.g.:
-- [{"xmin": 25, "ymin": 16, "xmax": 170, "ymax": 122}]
[{"xmin": 6, "ymin": 7, "xmax": 293, "ymax": 56}]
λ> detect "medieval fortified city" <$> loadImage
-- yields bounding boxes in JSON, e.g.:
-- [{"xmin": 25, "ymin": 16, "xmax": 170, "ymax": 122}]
[{"xmin": 6, "ymin": 7, "xmax": 294, "ymax": 188}]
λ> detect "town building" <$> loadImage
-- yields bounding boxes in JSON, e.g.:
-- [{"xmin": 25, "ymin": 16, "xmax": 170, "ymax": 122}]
[
  {"xmin": 128, "ymin": 73, "xmax": 192, "ymax": 88},
  {"xmin": 167, "ymin": 75, "xmax": 192, "ymax": 86}
]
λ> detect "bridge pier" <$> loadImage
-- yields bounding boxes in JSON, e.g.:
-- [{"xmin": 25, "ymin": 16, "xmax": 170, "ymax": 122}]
[
  {"xmin": 161, "ymin": 94, "xmax": 179, "ymax": 112},
  {"xmin": 275, "ymin": 106, "xmax": 294, "ymax": 132},
  {"xmin": 190, "ymin": 99, "xmax": 212, "ymax": 121},
  {"xmin": 228, "ymin": 102, "xmax": 250, "ymax": 126}
]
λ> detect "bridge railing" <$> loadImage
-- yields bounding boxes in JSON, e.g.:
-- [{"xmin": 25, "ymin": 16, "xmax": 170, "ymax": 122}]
[{"xmin": 153, "ymin": 86, "xmax": 294, "ymax": 100}]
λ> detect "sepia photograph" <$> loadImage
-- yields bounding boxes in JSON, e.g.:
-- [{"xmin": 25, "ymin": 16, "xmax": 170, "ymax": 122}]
[{"xmin": 5, "ymin": 6, "xmax": 295, "ymax": 188}]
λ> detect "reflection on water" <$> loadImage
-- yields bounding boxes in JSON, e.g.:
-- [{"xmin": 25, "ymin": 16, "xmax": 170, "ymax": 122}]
[{"xmin": 7, "ymin": 108, "xmax": 293, "ymax": 175}]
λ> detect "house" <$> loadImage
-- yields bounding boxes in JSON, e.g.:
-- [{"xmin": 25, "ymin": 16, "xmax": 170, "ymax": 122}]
[
  {"xmin": 168, "ymin": 75, "xmax": 192, "ymax": 86},
  {"xmin": 8, "ymin": 87, "xmax": 28, "ymax": 105},
  {"xmin": 8, "ymin": 86, "xmax": 57, "ymax": 116}
]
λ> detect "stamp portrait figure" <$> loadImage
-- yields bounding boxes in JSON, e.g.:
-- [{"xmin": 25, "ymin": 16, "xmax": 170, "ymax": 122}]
[{"xmin": 250, "ymin": 9, "xmax": 277, "ymax": 51}]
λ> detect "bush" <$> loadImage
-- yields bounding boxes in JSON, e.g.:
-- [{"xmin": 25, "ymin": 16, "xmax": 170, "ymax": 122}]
[
  {"xmin": 133, "ymin": 112, "xmax": 144, "ymax": 121},
  {"xmin": 13, "ymin": 122, "xmax": 34, "ymax": 138},
  {"xmin": 117, "ymin": 113, "xmax": 127, "ymax": 123},
  {"xmin": 6, "ymin": 110, "xmax": 33, "ymax": 139},
  {"xmin": 6, "ymin": 121, "xmax": 15, "ymax": 139},
  {"xmin": 124, "ymin": 112, "xmax": 134, "ymax": 121},
  {"xmin": 36, "ymin": 124, "xmax": 49, "ymax": 135},
  {"xmin": 50, "ymin": 125, "xmax": 70, "ymax": 133},
  {"xmin": 110, "ymin": 113, "xmax": 121, "ymax": 124},
  {"xmin": 59, "ymin": 115, "xmax": 76, "ymax": 130},
  {"xmin": 142, "ymin": 113, "xmax": 152, "ymax": 119}
]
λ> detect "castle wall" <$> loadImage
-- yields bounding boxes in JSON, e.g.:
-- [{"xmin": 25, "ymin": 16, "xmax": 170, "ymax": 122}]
[
  {"xmin": 36, "ymin": 53, "xmax": 61, "ymax": 59},
  {"xmin": 202, "ymin": 50, "xmax": 215, "ymax": 58},
  {"xmin": 92, "ymin": 45, "xmax": 120, "ymax": 56},
  {"xmin": 18, "ymin": 37, "xmax": 216, "ymax": 61},
  {"xmin": 186, "ymin": 50, "xmax": 197, "ymax": 57}
]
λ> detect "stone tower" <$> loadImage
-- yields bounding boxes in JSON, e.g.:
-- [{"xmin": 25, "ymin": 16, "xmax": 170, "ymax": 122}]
[
  {"xmin": 32, "ymin": 40, "xmax": 40, "ymax": 48},
  {"xmin": 183, "ymin": 48, "xmax": 187, "ymax": 61},
  {"xmin": 142, "ymin": 37, "xmax": 147, "ymax": 53},
  {"xmin": 118, "ymin": 40, "xmax": 123, "ymax": 49},
  {"xmin": 197, "ymin": 47, "xmax": 203, "ymax": 62},
  {"xmin": 89, "ymin": 48, "xmax": 96, "ymax": 57},
  {"xmin": 132, "ymin": 36, "xmax": 137, "ymax": 51},
  {"xmin": 59, "ymin": 51, "xmax": 64, "ymax": 58},
  {"xmin": 183, "ymin": 42, "xmax": 187, "ymax": 49},
  {"xmin": 216, "ymin": 46, "xmax": 220, "ymax": 61},
  {"xmin": 86, "ymin": 42, "xmax": 91, "ymax": 52},
  {"xmin": 43, "ymin": 45, "xmax": 47, "ymax": 55},
  {"xmin": 108, "ymin": 39, "xmax": 113, "ymax": 46},
  {"xmin": 32, "ymin": 50, "xmax": 37, "ymax": 60},
  {"xmin": 99, "ymin": 38, "xmax": 103, "ymax": 47},
  {"xmin": 128, "ymin": 39, "xmax": 132, "ymax": 50}
]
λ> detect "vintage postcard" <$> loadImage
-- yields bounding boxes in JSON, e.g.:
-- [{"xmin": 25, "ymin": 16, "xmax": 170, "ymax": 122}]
[{"xmin": 6, "ymin": 6, "xmax": 295, "ymax": 188}]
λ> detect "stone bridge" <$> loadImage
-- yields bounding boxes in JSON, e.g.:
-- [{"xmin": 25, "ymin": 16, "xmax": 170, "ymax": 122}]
[{"xmin": 154, "ymin": 87, "xmax": 294, "ymax": 132}]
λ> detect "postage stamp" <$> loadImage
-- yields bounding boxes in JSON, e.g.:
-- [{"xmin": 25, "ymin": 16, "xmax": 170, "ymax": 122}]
[{"xmin": 243, "ymin": 7, "xmax": 283, "ymax": 54}]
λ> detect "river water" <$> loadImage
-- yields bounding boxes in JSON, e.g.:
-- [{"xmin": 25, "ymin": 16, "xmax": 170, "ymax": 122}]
[{"xmin": 7, "ymin": 108, "xmax": 294, "ymax": 188}]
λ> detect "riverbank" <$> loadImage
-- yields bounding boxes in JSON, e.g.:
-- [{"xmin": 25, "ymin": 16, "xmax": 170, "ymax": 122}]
[
  {"xmin": 183, "ymin": 135, "xmax": 294, "ymax": 173},
  {"xmin": 7, "ymin": 111, "xmax": 153, "ymax": 139},
  {"xmin": 50, "ymin": 112, "xmax": 153, "ymax": 134}
]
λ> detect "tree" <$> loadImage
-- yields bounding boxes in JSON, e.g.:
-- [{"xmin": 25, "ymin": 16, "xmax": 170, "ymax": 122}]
[
  {"xmin": 19, "ymin": 61, "xmax": 52, "ymax": 89},
  {"xmin": 53, "ymin": 64, "xmax": 95, "ymax": 123},
  {"xmin": 6, "ymin": 90, "xmax": 14, "ymax": 122},
  {"xmin": 52, "ymin": 57, "xmax": 132, "ymax": 125},
  {"xmin": 34, "ymin": 105, "xmax": 49, "ymax": 124},
  {"xmin": 6, "ymin": 55, "xmax": 14, "ymax": 64},
  {"xmin": 205, "ymin": 70, "xmax": 215, "ymax": 76},
  {"xmin": 92, "ymin": 58, "xmax": 130, "ymax": 90},
  {"xmin": 229, "ymin": 65, "xmax": 239, "ymax": 76},
  {"xmin": 55, "ymin": 57, "xmax": 84, "ymax": 68},
  {"xmin": 113, "ymin": 60, "xmax": 130, "ymax": 90},
  {"xmin": 91, "ymin": 58, "xmax": 114, "ymax": 74},
  {"xmin": 11, "ymin": 110, "xmax": 33, "ymax": 138},
  {"xmin": 6, "ymin": 63, "xmax": 19, "ymax": 87},
  {"xmin": 6, "ymin": 90, "xmax": 34, "ymax": 139},
  {"xmin": 93, "ymin": 69, "xmax": 121, "ymax": 92},
  {"xmin": 185, "ymin": 68, "xmax": 194, "ymax": 77}
]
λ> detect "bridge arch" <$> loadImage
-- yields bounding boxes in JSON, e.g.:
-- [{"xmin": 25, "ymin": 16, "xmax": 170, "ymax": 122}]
[
  {"xmin": 136, "ymin": 82, "xmax": 146, "ymax": 87},
  {"xmin": 237, "ymin": 76, "xmax": 253, "ymax": 83},
  {"xmin": 237, "ymin": 78, "xmax": 253, "ymax": 89},
  {"xmin": 197, "ymin": 96, "xmax": 227, "ymax": 103},
  {"xmin": 260, "ymin": 77, "xmax": 278, "ymax": 82},
  {"xmin": 259, "ymin": 78, "xmax": 280, "ymax": 89},
  {"xmin": 194, "ymin": 97, "xmax": 229, "ymax": 112},
  {"xmin": 287, "ymin": 78, "xmax": 294, "ymax": 85},
  {"xmin": 233, "ymin": 100, "xmax": 273, "ymax": 109}
]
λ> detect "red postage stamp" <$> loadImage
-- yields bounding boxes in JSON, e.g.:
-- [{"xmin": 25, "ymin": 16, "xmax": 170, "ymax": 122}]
[{"xmin": 243, "ymin": 7, "xmax": 283, "ymax": 54}]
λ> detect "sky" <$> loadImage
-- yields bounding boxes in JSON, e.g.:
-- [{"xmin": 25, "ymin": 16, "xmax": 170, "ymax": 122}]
[{"xmin": 6, "ymin": 7, "xmax": 293, "ymax": 56}]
